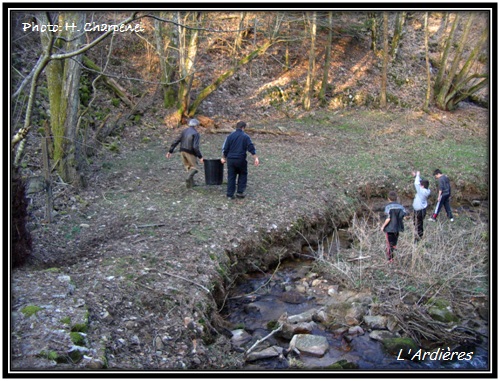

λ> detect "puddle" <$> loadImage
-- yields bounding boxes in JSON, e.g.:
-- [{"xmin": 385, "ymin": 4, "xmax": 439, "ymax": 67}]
[{"xmin": 222, "ymin": 258, "xmax": 489, "ymax": 371}]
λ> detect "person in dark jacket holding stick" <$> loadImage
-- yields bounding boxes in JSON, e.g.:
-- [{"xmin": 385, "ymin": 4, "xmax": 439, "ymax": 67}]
[
  {"xmin": 428, "ymin": 169, "xmax": 454, "ymax": 222},
  {"xmin": 166, "ymin": 118, "xmax": 204, "ymax": 189},
  {"xmin": 221, "ymin": 121, "xmax": 259, "ymax": 200}
]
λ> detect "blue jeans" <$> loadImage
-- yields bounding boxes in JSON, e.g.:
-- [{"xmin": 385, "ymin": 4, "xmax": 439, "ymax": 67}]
[{"xmin": 227, "ymin": 158, "xmax": 248, "ymax": 197}]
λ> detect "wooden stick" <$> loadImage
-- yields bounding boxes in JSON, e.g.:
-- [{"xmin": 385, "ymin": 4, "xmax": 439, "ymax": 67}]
[
  {"xmin": 162, "ymin": 271, "xmax": 210, "ymax": 294},
  {"xmin": 245, "ymin": 324, "xmax": 283, "ymax": 356},
  {"xmin": 135, "ymin": 223, "xmax": 166, "ymax": 228}
]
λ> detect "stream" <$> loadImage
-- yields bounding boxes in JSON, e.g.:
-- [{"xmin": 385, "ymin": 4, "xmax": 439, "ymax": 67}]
[{"xmin": 222, "ymin": 258, "xmax": 490, "ymax": 371}]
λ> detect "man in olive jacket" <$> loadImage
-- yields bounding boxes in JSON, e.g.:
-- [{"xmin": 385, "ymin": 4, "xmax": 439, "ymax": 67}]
[{"xmin": 166, "ymin": 118, "xmax": 204, "ymax": 188}]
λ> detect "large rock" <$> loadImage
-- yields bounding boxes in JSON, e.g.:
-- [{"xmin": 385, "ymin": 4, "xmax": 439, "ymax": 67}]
[
  {"xmin": 287, "ymin": 308, "xmax": 317, "ymax": 324},
  {"xmin": 281, "ymin": 321, "xmax": 317, "ymax": 340},
  {"xmin": 288, "ymin": 334, "xmax": 329, "ymax": 357},
  {"xmin": 231, "ymin": 329, "xmax": 252, "ymax": 348},
  {"xmin": 363, "ymin": 315, "xmax": 388, "ymax": 330},
  {"xmin": 323, "ymin": 291, "xmax": 372, "ymax": 327},
  {"xmin": 246, "ymin": 346, "xmax": 283, "ymax": 362},
  {"xmin": 368, "ymin": 329, "xmax": 398, "ymax": 342},
  {"xmin": 427, "ymin": 306, "xmax": 459, "ymax": 323}
]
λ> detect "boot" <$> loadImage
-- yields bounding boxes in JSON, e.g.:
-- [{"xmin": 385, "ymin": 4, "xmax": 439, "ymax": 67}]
[{"xmin": 186, "ymin": 169, "xmax": 198, "ymax": 188}]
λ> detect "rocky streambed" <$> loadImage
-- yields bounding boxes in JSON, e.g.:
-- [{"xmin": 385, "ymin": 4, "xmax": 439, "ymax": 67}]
[{"xmin": 223, "ymin": 258, "xmax": 489, "ymax": 371}]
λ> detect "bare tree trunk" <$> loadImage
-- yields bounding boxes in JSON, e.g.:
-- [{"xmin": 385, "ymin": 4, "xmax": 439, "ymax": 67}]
[
  {"xmin": 390, "ymin": 11, "xmax": 407, "ymax": 59},
  {"xmin": 437, "ymin": 24, "xmax": 488, "ymax": 109},
  {"xmin": 284, "ymin": 20, "xmax": 290, "ymax": 70},
  {"xmin": 82, "ymin": 56, "xmax": 135, "ymax": 108},
  {"xmin": 177, "ymin": 12, "xmax": 201, "ymax": 120},
  {"xmin": 434, "ymin": 13, "xmax": 460, "ymax": 93},
  {"xmin": 438, "ymin": 12, "xmax": 451, "ymax": 52},
  {"xmin": 423, "ymin": 12, "xmax": 431, "ymax": 112},
  {"xmin": 435, "ymin": 13, "xmax": 475, "ymax": 110},
  {"xmin": 11, "ymin": 54, "xmax": 50, "ymax": 154},
  {"xmin": 154, "ymin": 13, "xmax": 176, "ymax": 108},
  {"xmin": 303, "ymin": 11, "xmax": 316, "ymax": 111},
  {"xmin": 369, "ymin": 12, "xmax": 378, "ymax": 51},
  {"xmin": 380, "ymin": 12, "xmax": 389, "ymax": 108},
  {"xmin": 40, "ymin": 12, "xmax": 86, "ymax": 186},
  {"xmin": 319, "ymin": 11, "xmax": 333, "ymax": 104},
  {"xmin": 232, "ymin": 11, "xmax": 247, "ymax": 64}
]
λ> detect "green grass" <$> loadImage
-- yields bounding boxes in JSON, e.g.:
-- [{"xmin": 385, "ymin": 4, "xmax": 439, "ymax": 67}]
[{"xmin": 21, "ymin": 305, "xmax": 44, "ymax": 317}]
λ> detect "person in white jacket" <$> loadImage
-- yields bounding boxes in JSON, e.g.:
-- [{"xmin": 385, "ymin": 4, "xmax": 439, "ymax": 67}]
[{"xmin": 411, "ymin": 171, "xmax": 431, "ymax": 241}]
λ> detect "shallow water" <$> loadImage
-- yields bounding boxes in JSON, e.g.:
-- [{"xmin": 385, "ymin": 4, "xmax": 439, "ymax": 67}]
[{"xmin": 222, "ymin": 259, "xmax": 490, "ymax": 372}]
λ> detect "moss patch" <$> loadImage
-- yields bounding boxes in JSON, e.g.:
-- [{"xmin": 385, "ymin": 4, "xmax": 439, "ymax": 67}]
[
  {"xmin": 20, "ymin": 305, "xmax": 44, "ymax": 317},
  {"xmin": 70, "ymin": 332, "xmax": 86, "ymax": 346},
  {"xmin": 382, "ymin": 337, "xmax": 419, "ymax": 358}
]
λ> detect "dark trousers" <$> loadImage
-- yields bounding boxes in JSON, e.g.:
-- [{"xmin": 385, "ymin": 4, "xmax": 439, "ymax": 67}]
[
  {"xmin": 385, "ymin": 232, "xmax": 399, "ymax": 260},
  {"xmin": 432, "ymin": 194, "xmax": 453, "ymax": 219},
  {"xmin": 413, "ymin": 208, "xmax": 426, "ymax": 239},
  {"xmin": 227, "ymin": 158, "xmax": 248, "ymax": 197}
]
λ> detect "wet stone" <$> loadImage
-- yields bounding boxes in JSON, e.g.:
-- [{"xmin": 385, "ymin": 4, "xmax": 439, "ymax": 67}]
[
  {"xmin": 289, "ymin": 334, "xmax": 329, "ymax": 357},
  {"xmin": 246, "ymin": 346, "xmax": 283, "ymax": 362},
  {"xmin": 280, "ymin": 291, "xmax": 307, "ymax": 304}
]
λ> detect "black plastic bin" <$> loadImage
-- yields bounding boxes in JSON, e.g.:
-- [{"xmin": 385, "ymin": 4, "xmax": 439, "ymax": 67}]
[{"xmin": 204, "ymin": 159, "xmax": 224, "ymax": 185}]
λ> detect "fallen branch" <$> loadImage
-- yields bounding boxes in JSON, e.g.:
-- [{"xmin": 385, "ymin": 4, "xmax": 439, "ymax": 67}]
[
  {"xmin": 83, "ymin": 56, "xmax": 135, "ymax": 108},
  {"xmin": 162, "ymin": 271, "xmax": 211, "ymax": 294},
  {"xmin": 347, "ymin": 255, "xmax": 371, "ymax": 262},
  {"xmin": 245, "ymin": 323, "xmax": 283, "ymax": 356},
  {"xmin": 135, "ymin": 223, "xmax": 166, "ymax": 228},
  {"xmin": 205, "ymin": 128, "xmax": 303, "ymax": 137}
]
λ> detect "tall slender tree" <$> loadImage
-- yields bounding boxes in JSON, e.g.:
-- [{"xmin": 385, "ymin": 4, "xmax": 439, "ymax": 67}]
[
  {"xmin": 390, "ymin": 11, "xmax": 407, "ymax": 59},
  {"xmin": 380, "ymin": 12, "xmax": 389, "ymax": 108},
  {"xmin": 154, "ymin": 12, "xmax": 177, "ymax": 108},
  {"xmin": 176, "ymin": 11, "xmax": 201, "ymax": 121},
  {"xmin": 303, "ymin": 11, "xmax": 317, "ymax": 111},
  {"xmin": 423, "ymin": 12, "xmax": 432, "ymax": 112},
  {"xmin": 319, "ymin": 11, "xmax": 333, "ymax": 104},
  {"xmin": 40, "ymin": 12, "xmax": 86, "ymax": 186}
]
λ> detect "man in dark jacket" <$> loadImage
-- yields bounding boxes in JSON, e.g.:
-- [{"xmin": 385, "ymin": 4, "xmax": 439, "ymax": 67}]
[
  {"xmin": 220, "ymin": 121, "xmax": 259, "ymax": 199},
  {"xmin": 166, "ymin": 118, "xmax": 204, "ymax": 188},
  {"xmin": 381, "ymin": 191, "xmax": 407, "ymax": 262}
]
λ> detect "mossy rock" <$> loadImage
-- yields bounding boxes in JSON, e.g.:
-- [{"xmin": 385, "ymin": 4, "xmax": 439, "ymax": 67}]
[
  {"xmin": 427, "ymin": 306, "xmax": 459, "ymax": 323},
  {"xmin": 382, "ymin": 337, "xmax": 419, "ymax": 358},
  {"xmin": 38, "ymin": 350, "xmax": 59, "ymax": 362},
  {"xmin": 71, "ymin": 322, "xmax": 88, "ymax": 333},
  {"xmin": 425, "ymin": 298, "xmax": 459, "ymax": 323},
  {"xmin": 68, "ymin": 348, "xmax": 84, "ymax": 363},
  {"xmin": 426, "ymin": 297, "xmax": 450, "ymax": 309}
]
